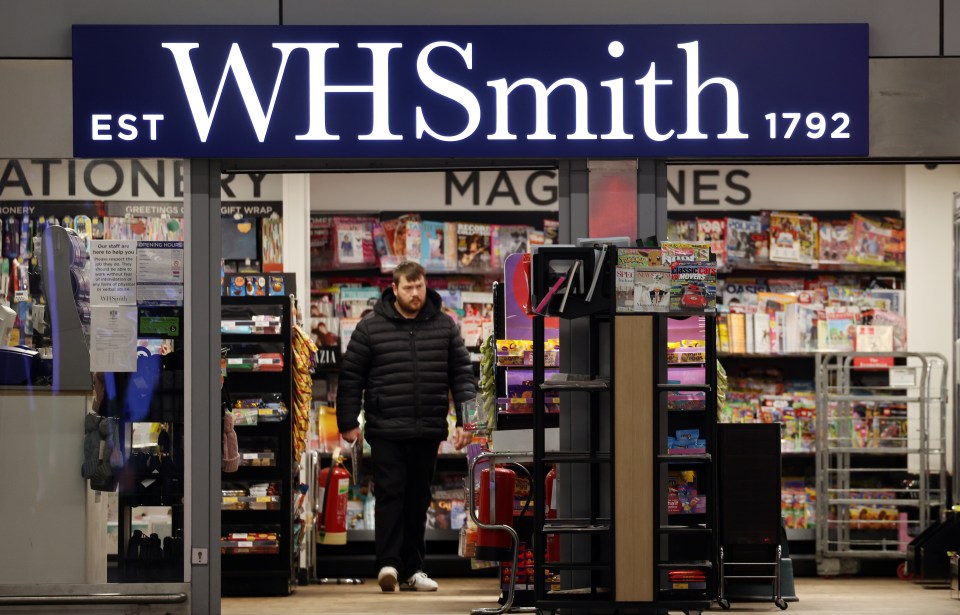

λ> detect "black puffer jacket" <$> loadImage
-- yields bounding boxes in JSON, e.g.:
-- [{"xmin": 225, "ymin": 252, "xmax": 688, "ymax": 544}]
[{"xmin": 336, "ymin": 287, "xmax": 476, "ymax": 440}]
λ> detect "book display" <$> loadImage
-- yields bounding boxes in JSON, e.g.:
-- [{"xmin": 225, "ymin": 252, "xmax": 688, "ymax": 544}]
[{"xmin": 669, "ymin": 209, "xmax": 907, "ymax": 568}]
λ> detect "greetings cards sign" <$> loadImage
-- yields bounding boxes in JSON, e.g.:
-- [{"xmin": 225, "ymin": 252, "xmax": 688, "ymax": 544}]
[{"xmin": 72, "ymin": 24, "xmax": 867, "ymax": 159}]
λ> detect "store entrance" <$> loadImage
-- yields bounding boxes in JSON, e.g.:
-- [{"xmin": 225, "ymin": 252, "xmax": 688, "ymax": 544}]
[{"xmin": 215, "ymin": 161, "xmax": 571, "ymax": 599}]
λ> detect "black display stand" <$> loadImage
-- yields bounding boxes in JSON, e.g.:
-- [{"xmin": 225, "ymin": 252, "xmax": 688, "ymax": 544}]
[
  {"xmin": 717, "ymin": 423, "xmax": 796, "ymax": 609},
  {"xmin": 527, "ymin": 246, "xmax": 719, "ymax": 615},
  {"xmin": 220, "ymin": 295, "xmax": 296, "ymax": 596}
]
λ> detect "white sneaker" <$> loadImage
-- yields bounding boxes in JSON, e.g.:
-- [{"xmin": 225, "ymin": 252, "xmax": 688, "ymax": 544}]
[
  {"xmin": 401, "ymin": 571, "xmax": 439, "ymax": 592},
  {"xmin": 378, "ymin": 566, "xmax": 398, "ymax": 592}
]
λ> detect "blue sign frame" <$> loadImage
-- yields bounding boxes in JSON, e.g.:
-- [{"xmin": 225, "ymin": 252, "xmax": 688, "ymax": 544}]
[{"xmin": 72, "ymin": 24, "xmax": 868, "ymax": 159}]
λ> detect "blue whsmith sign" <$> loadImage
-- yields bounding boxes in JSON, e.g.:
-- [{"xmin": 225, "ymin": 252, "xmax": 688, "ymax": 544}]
[{"xmin": 72, "ymin": 24, "xmax": 868, "ymax": 159}]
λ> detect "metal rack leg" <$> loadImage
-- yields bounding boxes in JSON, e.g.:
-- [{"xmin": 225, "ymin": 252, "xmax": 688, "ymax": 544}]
[
  {"xmin": 774, "ymin": 544, "xmax": 787, "ymax": 610},
  {"xmin": 717, "ymin": 546, "xmax": 730, "ymax": 610}
]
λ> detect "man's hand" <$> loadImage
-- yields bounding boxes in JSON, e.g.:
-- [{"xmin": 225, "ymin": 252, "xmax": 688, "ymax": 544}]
[
  {"xmin": 453, "ymin": 426, "xmax": 472, "ymax": 450},
  {"xmin": 341, "ymin": 427, "xmax": 362, "ymax": 446}
]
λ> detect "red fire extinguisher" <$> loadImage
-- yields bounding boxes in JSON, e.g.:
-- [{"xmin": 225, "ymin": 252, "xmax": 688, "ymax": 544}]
[
  {"xmin": 545, "ymin": 465, "xmax": 560, "ymax": 562},
  {"xmin": 475, "ymin": 465, "xmax": 517, "ymax": 561},
  {"xmin": 317, "ymin": 447, "xmax": 351, "ymax": 545}
]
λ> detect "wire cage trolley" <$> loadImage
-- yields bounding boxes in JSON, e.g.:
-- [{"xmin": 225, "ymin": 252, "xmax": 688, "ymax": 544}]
[{"xmin": 815, "ymin": 352, "xmax": 948, "ymax": 576}]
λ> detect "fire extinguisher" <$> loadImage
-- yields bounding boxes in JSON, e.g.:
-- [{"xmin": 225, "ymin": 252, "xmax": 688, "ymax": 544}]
[
  {"xmin": 475, "ymin": 465, "xmax": 517, "ymax": 561},
  {"xmin": 317, "ymin": 447, "xmax": 351, "ymax": 545},
  {"xmin": 545, "ymin": 465, "xmax": 560, "ymax": 563}
]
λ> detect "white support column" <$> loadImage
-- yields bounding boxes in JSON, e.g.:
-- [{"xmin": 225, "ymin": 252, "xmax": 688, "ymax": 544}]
[
  {"xmin": 283, "ymin": 173, "xmax": 312, "ymax": 330},
  {"xmin": 904, "ymin": 164, "xmax": 957, "ymax": 476}
]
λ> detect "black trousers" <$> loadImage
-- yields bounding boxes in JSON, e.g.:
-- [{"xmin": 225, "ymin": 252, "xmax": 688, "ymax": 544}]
[{"xmin": 368, "ymin": 437, "xmax": 441, "ymax": 579}]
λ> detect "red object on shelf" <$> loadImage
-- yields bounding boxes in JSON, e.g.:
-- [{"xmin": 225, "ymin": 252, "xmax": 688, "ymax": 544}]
[
  {"xmin": 853, "ymin": 356, "xmax": 894, "ymax": 369},
  {"xmin": 667, "ymin": 569, "xmax": 707, "ymax": 582}
]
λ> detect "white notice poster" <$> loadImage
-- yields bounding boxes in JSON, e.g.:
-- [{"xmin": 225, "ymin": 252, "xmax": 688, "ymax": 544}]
[
  {"xmin": 90, "ymin": 305, "xmax": 138, "ymax": 372},
  {"xmin": 137, "ymin": 241, "xmax": 184, "ymax": 306},
  {"xmin": 90, "ymin": 240, "xmax": 137, "ymax": 305}
]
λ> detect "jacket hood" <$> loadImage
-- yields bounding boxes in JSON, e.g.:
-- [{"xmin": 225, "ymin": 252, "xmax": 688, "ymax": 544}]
[{"xmin": 376, "ymin": 286, "xmax": 442, "ymax": 321}]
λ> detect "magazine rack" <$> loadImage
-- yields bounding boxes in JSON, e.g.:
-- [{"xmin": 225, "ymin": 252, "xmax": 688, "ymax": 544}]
[{"xmin": 527, "ymin": 246, "xmax": 718, "ymax": 615}]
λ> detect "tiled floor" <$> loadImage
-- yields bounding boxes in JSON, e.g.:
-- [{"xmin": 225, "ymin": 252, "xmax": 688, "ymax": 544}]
[{"xmin": 222, "ymin": 575, "xmax": 960, "ymax": 615}]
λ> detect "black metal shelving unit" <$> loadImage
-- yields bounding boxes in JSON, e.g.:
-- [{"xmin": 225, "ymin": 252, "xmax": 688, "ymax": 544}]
[
  {"xmin": 221, "ymin": 295, "xmax": 295, "ymax": 596},
  {"xmin": 527, "ymin": 245, "xmax": 718, "ymax": 615}
]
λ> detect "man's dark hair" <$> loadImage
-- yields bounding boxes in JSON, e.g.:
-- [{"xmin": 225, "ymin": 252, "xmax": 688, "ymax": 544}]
[{"xmin": 393, "ymin": 261, "xmax": 426, "ymax": 285}]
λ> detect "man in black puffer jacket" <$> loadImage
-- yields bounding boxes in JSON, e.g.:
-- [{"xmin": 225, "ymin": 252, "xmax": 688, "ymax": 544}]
[{"xmin": 337, "ymin": 261, "xmax": 475, "ymax": 593}]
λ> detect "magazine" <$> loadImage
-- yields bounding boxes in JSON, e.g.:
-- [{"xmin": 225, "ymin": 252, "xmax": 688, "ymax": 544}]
[
  {"xmin": 405, "ymin": 218, "xmax": 423, "ymax": 264},
  {"xmin": 868, "ymin": 309, "xmax": 907, "ymax": 351},
  {"xmin": 851, "ymin": 213, "xmax": 905, "ymax": 268},
  {"xmin": 661, "ymin": 241, "xmax": 711, "ymax": 265},
  {"xmin": 617, "ymin": 247, "xmax": 662, "ymax": 268},
  {"xmin": 461, "ymin": 291, "xmax": 494, "ymax": 322},
  {"xmin": 372, "ymin": 222, "xmax": 390, "ymax": 260},
  {"xmin": 798, "ymin": 305, "xmax": 823, "ymax": 352},
  {"xmin": 340, "ymin": 317, "xmax": 361, "ymax": 355},
  {"xmin": 615, "ymin": 266, "xmax": 635, "ymax": 312},
  {"xmin": 696, "ymin": 218, "xmax": 727, "ymax": 268},
  {"xmin": 310, "ymin": 291, "xmax": 338, "ymax": 318},
  {"xmin": 634, "ymin": 267, "xmax": 671, "ymax": 312},
  {"xmin": 457, "ymin": 223, "xmax": 493, "ymax": 271},
  {"xmin": 824, "ymin": 306, "xmax": 859, "ymax": 351},
  {"xmin": 855, "ymin": 325, "xmax": 894, "ymax": 352},
  {"xmin": 310, "ymin": 316, "xmax": 340, "ymax": 349},
  {"xmin": 769, "ymin": 212, "xmax": 802, "ymax": 262},
  {"xmin": 494, "ymin": 225, "xmax": 529, "ymax": 265},
  {"xmin": 338, "ymin": 286, "xmax": 381, "ymax": 318},
  {"xmin": 726, "ymin": 217, "xmax": 762, "ymax": 262},
  {"xmin": 864, "ymin": 289, "xmax": 904, "ymax": 315},
  {"xmin": 667, "ymin": 219, "xmax": 697, "ymax": 242},
  {"xmin": 670, "ymin": 261, "xmax": 717, "ymax": 311},
  {"xmin": 543, "ymin": 219, "xmax": 560, "ymax": 244},
  {"xmin": 819, "ymin": 220, "xmax": 851, "ymax": 264},
  {"xmin": 435, "ymin": 289, "xmax": 463, "ymax": 324},
  {"xmin": 422, "ymin": 220, "xmax": 447, "ymax": 270},
  {"xmin": 335, "ymin": 220, "xmax": 366, "ymax": 265},
  {"xmin": 797, "ymin": 214, "xmax": 818, "ymax": 263},
  {"xmin": 721, "ymin": 278, "xmax": 769, "ymax": 308},
  {"xmin": 381, "ymin": 218, "xmax": 401, "ymax": 257},
  {"xmin": 310, "ymin": 216, "xmax": 335, "ymax": 270}
]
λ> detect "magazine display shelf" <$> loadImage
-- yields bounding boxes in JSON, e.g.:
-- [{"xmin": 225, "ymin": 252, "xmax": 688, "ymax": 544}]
[
  {"xmin": 814, "ymin": 351, "xmax": 948, "ymax": 576},
  {"xmin": 527, "ymin": 246, "xmax": 718, "ymax": 615},
  {"xmin": 686, "ymin": 209, "xmax": 908, "ymax": 567},
  {"xmin": 221, "ymin": 295, "xmax": 296, "ymax": 596}
]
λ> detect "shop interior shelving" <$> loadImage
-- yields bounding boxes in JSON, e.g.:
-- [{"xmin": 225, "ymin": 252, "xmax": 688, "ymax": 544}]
[
  {"xmin": 675, "ymin": 209, "xmax": 908, "ymax": 570},
  {"xmin": 220, "ymin": 295, "xmax": 295, "ymax": 596}
]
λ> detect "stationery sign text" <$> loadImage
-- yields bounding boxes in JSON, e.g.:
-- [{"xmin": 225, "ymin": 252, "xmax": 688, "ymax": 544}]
[{"xmin": 72, "ymin": 25, "xmax": 869, "ymax": 158}]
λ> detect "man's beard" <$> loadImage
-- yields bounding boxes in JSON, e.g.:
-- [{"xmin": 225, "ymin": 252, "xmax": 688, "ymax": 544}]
[{"xmin": 396, "ymin": 294, "xmax": 423, "ymax": 315}]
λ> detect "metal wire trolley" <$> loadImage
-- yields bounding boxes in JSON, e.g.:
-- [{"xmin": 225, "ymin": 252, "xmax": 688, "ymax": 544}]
[{"xmin": 815, "ymin": 352, "xmax": 948, "ymax": 576}]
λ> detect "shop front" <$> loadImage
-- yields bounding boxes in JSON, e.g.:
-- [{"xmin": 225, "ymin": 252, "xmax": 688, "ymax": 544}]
[{"xmin": 4, "ymin": 16, "xmax": 953, "ymax": 615}]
